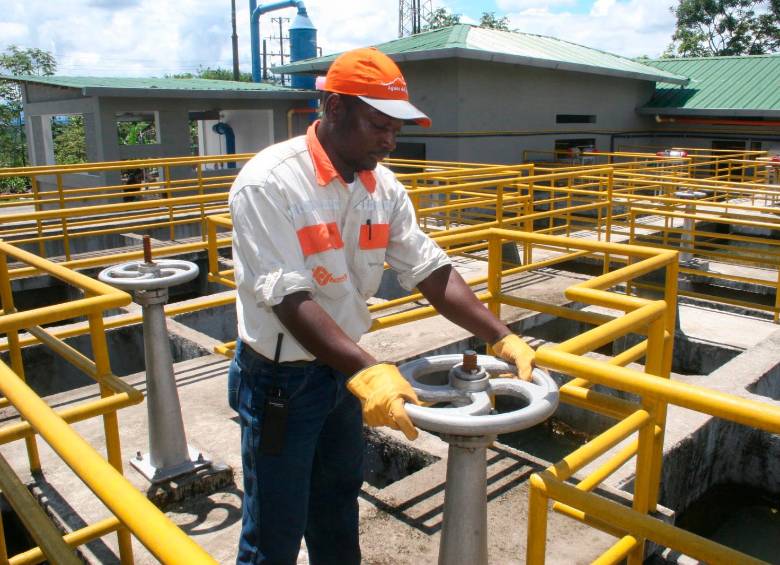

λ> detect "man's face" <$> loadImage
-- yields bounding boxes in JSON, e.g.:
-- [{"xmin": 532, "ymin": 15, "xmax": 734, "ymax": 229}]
[{"xmin": 332, "ymin": 97, "xmax": 403, "ymax": 172}]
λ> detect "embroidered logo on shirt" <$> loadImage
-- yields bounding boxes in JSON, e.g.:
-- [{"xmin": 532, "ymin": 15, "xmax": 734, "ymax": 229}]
[{"xmin": 312, "ymin": 265, "xmax": 348, "ymax": 286}]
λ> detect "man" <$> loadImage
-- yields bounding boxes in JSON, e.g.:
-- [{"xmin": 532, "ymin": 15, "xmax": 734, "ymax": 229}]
[{"xmin": 227, "ymin": 47, "xmax": 534, "ymax": 565}]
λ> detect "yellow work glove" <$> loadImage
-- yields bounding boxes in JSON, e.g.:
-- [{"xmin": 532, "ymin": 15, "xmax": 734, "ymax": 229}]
[
  {"xmin": 347, "ymin": 363, "xmax": 420, "ymax": 440},
  {"xmin": 491, "ymin": 334, "xmax": 535, "ymax": 382}
]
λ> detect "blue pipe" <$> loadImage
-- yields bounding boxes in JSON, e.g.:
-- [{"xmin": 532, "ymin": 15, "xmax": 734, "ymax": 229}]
[
  {"xmin": 212, "ymin": 122, "xmax": 236, "ymax": 168},
  {"xmin": 250, "ymin": 0, "xmax": 307, "ymax": 83}
]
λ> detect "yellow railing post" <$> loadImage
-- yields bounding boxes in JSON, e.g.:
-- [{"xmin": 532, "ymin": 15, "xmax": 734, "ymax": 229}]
[
  {"xmin": 30, "ymin": 174, "xmax": 46, "ymax": 257},
  {"xmin": 496, "ymin": 182, "xmax": 504, "ymax": 228},
  {"xmin": 56, "ymin": 173, "xmax": 72, "ymax": 261},
  {"xmin": 0, "ymin": 502, "xmax": 7, "ymax": 562},
  {"xmin": 626, "ymin": 315, "xmax": 666, "ymax": 565},
  {"xmin": 523, "ymin": 197, "xmax": 532, "ymax": 265},
  {"xmin": 165, "ymin": 164, "xmax": 175, "ymax": 241},
  {"xmin": 774, "ymin": 264, "xmax": 780, "ymax": 324},
  {"xmin": 198, "ymin": 162, "xmax": 207, "ymax": 241},
  {"xmin": 645, "ymin": 261, "xmax": 678, "ymax": 508},
  {"xmin": 526, "ymin": 474, "xmax": 549, "ymax": 564},
  {"xmin": 605, "ymin": 170, "xmax": 613, "ymax": 242},
  {"xmin": 487, "ymin": 232, "xmax": 502, "ymax": 322},
  {"xmin": 87, "ymin": 310, "xmax": 134, "ymax": 565},
  {"xmin": 565, "ymin": 173, "xmax": 573, "ymax": 238},
  {"xmin": 0, "ymin": 249, "xmax": 41, "ymax": 472},
  {"xmin": 603, "ymin": 170, "xmax": 614, "ymax": 274},
  {"xmin": 207, "ymin": 217, "xmax": 219, "ymax": 279}
]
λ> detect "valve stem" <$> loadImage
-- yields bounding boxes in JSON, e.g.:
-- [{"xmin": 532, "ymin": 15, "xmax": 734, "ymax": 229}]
[
  {"xmin": 462, "ymin": 350, "xmax": 478, "ymax": 373},
  {"xmin": 143, "ymin": 235, "xmax": 154, "ymax": 265}
]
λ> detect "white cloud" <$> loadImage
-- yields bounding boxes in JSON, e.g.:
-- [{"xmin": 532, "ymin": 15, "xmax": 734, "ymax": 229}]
[
  {"xmin": 0, "ymin": 0, "xmax": 677, "ymax": 77},
  {"xmin": 497, "ymin": 0, "xmax": 576, "ymax": 10},
  {"xmin": 506, "ymin": 0, "xmax": 676, "ymax": 58},
  {"xmin": 0, "ymin": 22, "xmax": 28, "ymax": 44}
]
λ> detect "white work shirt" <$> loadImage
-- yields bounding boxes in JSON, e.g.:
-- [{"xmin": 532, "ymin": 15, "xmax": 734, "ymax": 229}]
[{"xmin": 228, "ymin": 121, "xmax": 450, "ymax": 362}]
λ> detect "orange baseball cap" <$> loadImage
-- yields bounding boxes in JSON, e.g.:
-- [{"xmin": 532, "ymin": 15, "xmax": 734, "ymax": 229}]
[{"xmin": 316, "ymin": 47, "xmax": 431, "ymax": 128}]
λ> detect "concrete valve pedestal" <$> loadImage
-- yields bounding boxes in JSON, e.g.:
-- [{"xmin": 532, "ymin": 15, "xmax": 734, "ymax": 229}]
[
  {"xmin": 399, "ymin": 351, "xmax": 559, "ymax": 565},
  {"xmin": 674, "ymin": 190, "xmax": 707, "ymax": 268},
  {"xmin": 98, "ymin": 242, "xmax": 211, "ymax": 483}
]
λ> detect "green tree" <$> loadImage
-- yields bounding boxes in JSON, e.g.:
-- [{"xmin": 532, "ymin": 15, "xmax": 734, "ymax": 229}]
[
  {"xmin": 51, "ymin": 115, "xmax": 87, "ymax": 165},
  {"xmin": 666, "ymin": 0, "xmax": 780, "ymax": 57},
  {"xmin": 479, "ymin": 12, "xmax": 513, "ymax": 31},
  {"xmin": 117, "ymin": 120, "xmax": 157, "ymax": 145},
  {"xmin": 0, "ymin": 45, "xmax": 57, "ymax": 192},
  {"xmin": 169, "ymin": 66, "xmax": 252, "ymax": 82},
  {"xmin": 423, "ymin": 9, "xmax": 514, "ymax": 32},
  {"xmin": 422, "ymin": 7, "xmax": 461, "ymax": 31}
]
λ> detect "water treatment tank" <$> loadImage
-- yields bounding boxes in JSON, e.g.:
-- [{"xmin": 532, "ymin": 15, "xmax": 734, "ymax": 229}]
[{"xmin": 289, "ymin": 7, "xmax": 316, "ymax": 89}]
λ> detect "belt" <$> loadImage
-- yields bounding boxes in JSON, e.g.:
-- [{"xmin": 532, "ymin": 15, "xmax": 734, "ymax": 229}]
[
  {"xmin": 238, "ymin": 339, "xmax": 322, "ymax": 368},
  {"xmin": 245, "ymin": 347, "xmax": 316, "ymax": 368},
  {"xmin": 259, "ymin": 355, "xmax": 313, "ymax": 368}
]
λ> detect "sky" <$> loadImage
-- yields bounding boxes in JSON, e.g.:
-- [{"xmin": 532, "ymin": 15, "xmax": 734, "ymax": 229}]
[{"xmin": 0, "ymin": 1, "xmax": 678, "ymax": 77}]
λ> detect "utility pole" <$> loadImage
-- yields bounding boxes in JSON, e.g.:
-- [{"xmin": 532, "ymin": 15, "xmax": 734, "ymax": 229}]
[
  {"xmin": 230, "ymin": 0, "xmax": 239, "ymax": 80},
  {"xmin": 399, "ymin": 0, "xmax": 432, "ymax": 37},
  {"xmin": 269, "ymin": 16, "xmax": 289, "ymax": 85}
]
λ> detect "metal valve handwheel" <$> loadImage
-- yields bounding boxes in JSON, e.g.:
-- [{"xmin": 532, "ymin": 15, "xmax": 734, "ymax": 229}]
[
  {"xmin": 399, "ymin": 353, "xmax": 559, "ymax": 436},
  {"xmin": 98, "ymin": 259, "xmax": 199, "ymax": 290}
]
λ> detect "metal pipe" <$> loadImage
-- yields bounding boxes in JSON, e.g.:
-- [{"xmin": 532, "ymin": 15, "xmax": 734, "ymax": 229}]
[
  {"xmin": 655, "ymin": 114, "xmax": 780, "ymax": 127},
  {"xmin": 212, "ymin": 122, "xmax": 237, "ymax": 168},
  {"xmin": 438, "ymin": 435, "xmax": 493, "ymax": 565},
  {"xmin": 250, "ymin": 0, "xmax": 306, "ymax": 82},
  {"xmin": 286, "ymin": 106, "xmax": 318, "ymax": 138}
]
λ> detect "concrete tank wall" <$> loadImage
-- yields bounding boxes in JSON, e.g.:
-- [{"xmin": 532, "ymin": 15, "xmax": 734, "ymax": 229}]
[{"xmin": 4, "ymin": 323, "xmax": 211, "ymax": 397}]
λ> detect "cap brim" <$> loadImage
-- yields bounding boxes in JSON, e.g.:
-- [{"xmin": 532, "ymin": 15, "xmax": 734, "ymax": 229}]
[{"xmin": 358, "ymin": 96, "xmax": 431, "ymax": 128}]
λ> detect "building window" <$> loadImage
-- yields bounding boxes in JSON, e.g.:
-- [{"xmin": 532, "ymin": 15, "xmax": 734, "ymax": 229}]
[
  {"xmin": 556, "ymin": 114, "xmax": 596, "ymax": 124},
  {"xmin": 43, "ymin": 114, "xmax": 87, "ymax": 165},
  {"xmin": 554, "ymin": 138, "xmax": 596, "ymax": 161},
  {"xmin": 116, "ymin": 111, "xmax": 160, "ymax": 145}
]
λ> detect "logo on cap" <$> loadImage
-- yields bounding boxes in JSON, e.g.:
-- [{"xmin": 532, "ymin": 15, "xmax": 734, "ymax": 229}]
[{"xmin": 380, "ymin": 77, "xmax": 408, "ymax": 96}]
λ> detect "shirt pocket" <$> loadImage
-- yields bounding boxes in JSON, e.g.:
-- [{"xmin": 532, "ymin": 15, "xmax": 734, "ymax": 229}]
[
  {"xmin": 354, "ymin": 221, "xmax": 390, "ymax": 298},
  {"xmin": 297, "ymin": 222, "xmax": 343, "ymax": 256},
  {"xmin": 296, "ymin": 222, "xmax": 351, "ymax": 301}
]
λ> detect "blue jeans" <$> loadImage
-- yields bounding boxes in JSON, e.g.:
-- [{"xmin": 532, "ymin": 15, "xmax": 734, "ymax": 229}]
[{"xmin": 228, "ymin": 339, "xmax": 364, "ymax": 565}]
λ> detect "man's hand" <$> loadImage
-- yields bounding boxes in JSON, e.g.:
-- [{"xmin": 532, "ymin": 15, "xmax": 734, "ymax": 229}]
[
  {"xmin": 347, "ymin": 363, "xmax": 420, "ymax": 440},
  {"xmin": 491, "ymin": 334, "xmax": 535, "ymax": 381}
]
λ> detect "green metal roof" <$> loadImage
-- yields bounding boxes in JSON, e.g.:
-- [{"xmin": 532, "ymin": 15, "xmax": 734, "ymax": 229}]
[
  {"xmin": 276, "ymin": 24, "xmax": 688, "ymax": 85},
  {"xmin": 641, "ymin": 55, "xmax": 780, "ymax": 117},
  {"xmin": 0, "ymin": 75, "xmax": 314, "ymax": 99}
]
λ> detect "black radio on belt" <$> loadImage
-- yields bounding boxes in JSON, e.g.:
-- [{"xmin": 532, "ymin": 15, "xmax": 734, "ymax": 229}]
[{"xmin": 261, "ymin": 333, "xmax": 289, "ymax": 456}]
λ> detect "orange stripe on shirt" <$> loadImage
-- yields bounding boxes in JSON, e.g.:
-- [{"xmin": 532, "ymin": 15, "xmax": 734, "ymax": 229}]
[{"xmin": 297, "ymin": 222, "xmax": 344, "ymax": 257}]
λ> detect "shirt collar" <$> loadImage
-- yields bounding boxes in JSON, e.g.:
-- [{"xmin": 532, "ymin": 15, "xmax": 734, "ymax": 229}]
[{"xmin": 306, "ymin": 120, "xmax": 377, "ymax": 193}]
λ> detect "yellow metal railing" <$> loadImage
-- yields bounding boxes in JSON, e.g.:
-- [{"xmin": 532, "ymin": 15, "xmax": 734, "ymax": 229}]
[
  {"xmin": 204, "ymin": 223, "xmax": 780, "ymax": 562},
  {"xmin": 0, "ymin": 241, "xmax": 215, "ymax": 564},
  {"xmin": 0, "ymin": 153, "xmax": 247, "ymax": 263},
  {"xmin": 2, "ymin": 149, "xmax": 775, "ymax": 330},
  {"xmin": 628, "ymin": 206, "xmax": 780, "ymax": 322},
  {"xmin": 453, "ymin": 229, "xmax": 778, "ymax": 565},
  {"xmin": 0, "ymin": 360, "xmax": 217, "ymax": 564},
  {"xmin": 529, "ymin": 350, "xmax": 780, "ymax": 564}
]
